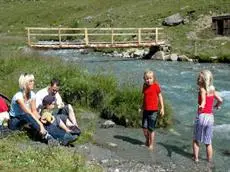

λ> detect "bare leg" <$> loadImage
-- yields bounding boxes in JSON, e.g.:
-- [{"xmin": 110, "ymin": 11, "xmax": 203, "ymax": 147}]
[
  {"xmin": 67, "ymin": 104, "xmax": 78, "ymax": 126},
  {"xmin": 206, "ymin": 144, "xmax": 213, "ymax": 162},
  {"xmin": 148, "ymin": 131, "xmax": 155, "ymax": 150},
  {"xmin": 65, "ymin": 119, "xmax": 74, "ymax": 127},
  {"xmin": 143, "ymin": 128, "xmax": 148, "ymax": 146},
  {"xmin": 193, "ymin": 140, "xmax": 199, "ymax": 161},
  {"xmin": 59, "ymin": 119, "xmax": 71, "ymax": 133}
]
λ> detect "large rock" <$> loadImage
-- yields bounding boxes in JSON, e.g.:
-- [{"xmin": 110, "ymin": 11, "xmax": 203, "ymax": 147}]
[
  {"xmin": 162, "ymin": 13, "xmax": 184, "ymax": 26},
  {"xmin": 178, "ymin": 54, "xmax": 191, "ymax": 62},
  {"xmin": 122, "ymin": 52, "xmax": 130, "ymax": 58},
  {"xmin": 20, "ymin": 47, "xmax": 35, "ymax": 55},
  {"xmin": 133, "ymin": 49, "xmax": 145, "ymax": 58},
  {"xmin": 151, "ymin": 51, "xmax": 165, "ymax": 60},
  {"xmin": 170, "ymin": 53, "xmax": 178, "ymax": 61}
]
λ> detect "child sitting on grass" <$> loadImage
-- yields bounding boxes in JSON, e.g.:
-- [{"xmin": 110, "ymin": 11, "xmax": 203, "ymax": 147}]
[
  {"xmin": 0, "ymin": 96, "xmax": 10, "ymax": 128},
  {"xmin": 40, "ymin": 95, "xmax": 79, "ymax": 146}
]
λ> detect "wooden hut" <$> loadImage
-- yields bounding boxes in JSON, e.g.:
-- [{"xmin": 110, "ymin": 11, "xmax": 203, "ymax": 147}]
[{"xmin": 212, "ymin": 15, "xmax": 230, "ymax": 36}]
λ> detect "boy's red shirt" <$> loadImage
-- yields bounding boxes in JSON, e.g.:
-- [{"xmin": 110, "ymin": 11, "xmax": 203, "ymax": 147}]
[{"xmin": 143, "ymin": 82, "xmax": 161, "ymax": 111}]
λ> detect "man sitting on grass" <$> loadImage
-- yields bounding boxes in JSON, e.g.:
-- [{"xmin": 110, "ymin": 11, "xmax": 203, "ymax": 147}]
[{"xmin": 36, "ymin": 78, "xmax": 80, "ymax": 132}]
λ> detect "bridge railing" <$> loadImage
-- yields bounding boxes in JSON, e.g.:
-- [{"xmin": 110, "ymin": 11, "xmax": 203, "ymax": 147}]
[{"xmin": 25, "ymin": 27, "xmax": 165, "ymax": 48}]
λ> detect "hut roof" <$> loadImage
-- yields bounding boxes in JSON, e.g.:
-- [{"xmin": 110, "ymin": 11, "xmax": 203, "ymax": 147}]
[{"xmin": 212, "ymin": 15, "xmax": 230, "ymax": 20}]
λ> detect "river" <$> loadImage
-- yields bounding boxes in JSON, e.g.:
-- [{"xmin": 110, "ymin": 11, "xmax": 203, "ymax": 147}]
[{"xmin": 39, "ymin": 49, "xmax": 230, "ymax": 171}]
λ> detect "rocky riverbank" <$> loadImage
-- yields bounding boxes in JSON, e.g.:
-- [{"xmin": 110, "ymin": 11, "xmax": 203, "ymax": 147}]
[
  {"xmin": 97, "ymin": 45, "xmax": 195, "ymax": 62},
  {"xmin": 77, "ymin": 111, "xmax": 214, "ymax": 172},
  {"xmin": 22, "ymin": 44, "xmax": 195, "ymax": 62}
]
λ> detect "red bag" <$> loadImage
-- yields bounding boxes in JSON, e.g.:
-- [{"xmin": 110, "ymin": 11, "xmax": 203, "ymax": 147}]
[{"xmin": 0, "ymin": 97, "xmax": 8, "ymax": 112}]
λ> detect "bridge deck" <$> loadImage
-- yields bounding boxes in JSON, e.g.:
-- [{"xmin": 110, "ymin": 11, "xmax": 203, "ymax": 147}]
[
  {"xmin": 26, "ymin": 27, "xmax": 166, "ymax": 49},
  {"xmin": 30, "ymin": 41, "xmax": 166, "ymax": 49}
]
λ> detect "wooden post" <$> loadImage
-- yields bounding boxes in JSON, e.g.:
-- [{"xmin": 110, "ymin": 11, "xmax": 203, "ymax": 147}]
[
  {"xmin": 138, "ymin": 28, "xmax": 141, "ymax": 45},
  {"xmin": 194, "ymin": 40, "xmax": 197, "ymax": 56},
  {"xmin": 111, "ymin": 29, "xmax": 114, "ymax": 44},
  {"xmin": 27, "ymin": 28, "xmax": 31, "ymax": 46},
  {"xmin": 85, "ymin": 28, "xmax": 89, "ymax": 46},
  {"xmin": 155, "ymin": 28, "xmax": 158, "ymax": 43},
  {"xmin": 58, "ymin": 28, "xmax": 61, "ymax": 47}
]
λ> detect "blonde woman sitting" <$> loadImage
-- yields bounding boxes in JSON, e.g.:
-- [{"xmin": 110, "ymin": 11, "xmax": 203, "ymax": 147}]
[{"xmin": 8, "ymin": 73, "xmax": 51, "ymax": 140}]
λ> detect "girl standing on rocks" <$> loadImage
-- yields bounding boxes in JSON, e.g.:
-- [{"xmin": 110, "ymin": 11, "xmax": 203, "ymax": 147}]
[
  {"xmin": 193, "ymin": 70, "xmax": 223, "ymax": 162},
  {"xmin": 141, "ymin": 70, "xmax": 164, "ymax": 150}
]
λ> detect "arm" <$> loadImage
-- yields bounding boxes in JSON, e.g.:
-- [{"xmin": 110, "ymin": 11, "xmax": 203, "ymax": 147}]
[
  {"xmin": 55, "ymin": 92, "xmax": 64, "ymax": 108},
  {"xmin": 40, "ymin": 117, "xmax": 47, "ymax": 124},
  {"xmin": 199, "ymin": 87, "xmax": 206, "ymax": 109},
  {"xmin": 214, "ymin": 91, "xmax": 223, "ymax": 109},
  {"xmin": 31, "ymin": 99, "xmax": 41, "ymax": 119},
  {"xmin": 158, "ymin": 93, "xmax": 164, "ymax": 116},
  {"xmin": 35, "ymin": 92, "xmax": 43, "ymax": 111}
]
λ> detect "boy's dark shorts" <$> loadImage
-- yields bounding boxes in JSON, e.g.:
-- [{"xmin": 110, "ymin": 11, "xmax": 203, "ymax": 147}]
[{"xmin": 142, "ymin": 110, "xmax": 158, "ymax": 132}]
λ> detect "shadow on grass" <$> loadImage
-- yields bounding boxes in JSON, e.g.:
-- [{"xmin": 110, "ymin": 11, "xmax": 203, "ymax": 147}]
[{"xmin": 114, "ymin": 135, "xmax": 144, "ymax": 145}]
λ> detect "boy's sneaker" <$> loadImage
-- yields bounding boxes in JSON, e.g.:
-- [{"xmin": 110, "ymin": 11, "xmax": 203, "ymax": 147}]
[
  {"xmin": 69, "ymin": 126, "xmax": 81, "ymax": 136},
  {"xmin": 43, "ymin": 132, "xmax": 53, "ymax": 140},
  {"xmin": 43, "ymin": 132, "xmax": 60, "ymax": 146}
]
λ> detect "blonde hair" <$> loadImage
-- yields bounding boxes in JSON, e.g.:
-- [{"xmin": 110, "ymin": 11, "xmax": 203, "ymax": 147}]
[
  {"xmin": 19, "ymin": 73, "xmax": 35, "ymax": 90},
  {"xmin": 144, "ymin": 70, "xmax": 157, "ymax": 82},
  {"xmin": 198, "ymin": 70, "xmax": 215, "ymax": 93}
]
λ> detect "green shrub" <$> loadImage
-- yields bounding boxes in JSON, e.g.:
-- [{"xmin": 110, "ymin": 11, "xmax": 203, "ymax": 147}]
[
  {"xmin": 218, "ymin": 54, "xmax": 230, "ymax": 63},
  {"xmin": 109, "ymin": 87, "xmax": 141, "ymax": 127},
  {"xmin": 100, "ymin": 87, "xmax": 173, "ymax": 128},
  {"xmin": 155, "ymin": 100, "xmax": 173, "ymax": 128},
  {"xmin": 197, "ymin": 53, "xmax": 213, "ymax": 63}
]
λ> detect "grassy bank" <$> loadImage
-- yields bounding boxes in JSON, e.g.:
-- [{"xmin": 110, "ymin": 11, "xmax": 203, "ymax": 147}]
[
  {"xmin": 1, "ymin": 0, "xmax": 230, "ymax": 61},
  {"xmin": 0, "ymin": 132, "xmax": 102, "ymax": 172}
]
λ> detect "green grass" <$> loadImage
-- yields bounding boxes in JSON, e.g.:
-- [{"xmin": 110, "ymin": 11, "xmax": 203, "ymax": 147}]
[
  {"xmin": 1, "ymin": 0, "xmax": 229, "ymax": 31},
  {"xmin": 0, "ymin": 132, "xmax": 102, "ymax": 172}
]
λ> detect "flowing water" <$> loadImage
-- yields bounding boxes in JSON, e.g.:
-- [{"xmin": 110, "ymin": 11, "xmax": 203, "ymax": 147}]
[{"xmin": 40, "ymin": 49, "xmax": 230, "ymax": 171}]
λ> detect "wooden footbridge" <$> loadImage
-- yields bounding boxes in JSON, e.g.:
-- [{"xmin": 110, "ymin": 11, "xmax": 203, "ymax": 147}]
[{"xmin": 26, "ymin": 27, "xmax": 166, "ymax": 49}]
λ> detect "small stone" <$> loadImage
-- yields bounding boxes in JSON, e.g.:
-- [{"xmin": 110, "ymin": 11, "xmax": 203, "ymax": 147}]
[
  {"xmin": 101, "ymin": 120, "xmax": 115, "ymax": 128},
  {"xmin": 100, "ymin": 159, "xmax": 109, "ymax": 164},
  {"xmin": 210, "ymin": 56, "xmax": 218, "ymax": 60},
  {"xmin": 106, "ymin": 142, "xmax": 118, "ymax": 147}
]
